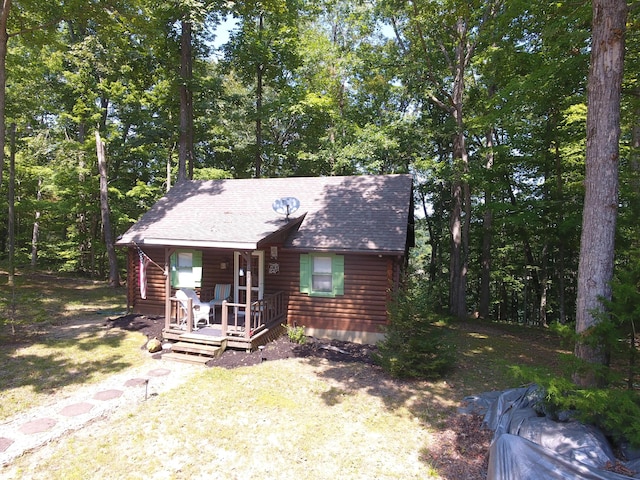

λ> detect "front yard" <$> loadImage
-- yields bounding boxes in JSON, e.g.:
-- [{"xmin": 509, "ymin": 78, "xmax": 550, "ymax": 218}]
[{"xmin": 0, "ymin": 274, "xmax": 568, "ymax": 479}]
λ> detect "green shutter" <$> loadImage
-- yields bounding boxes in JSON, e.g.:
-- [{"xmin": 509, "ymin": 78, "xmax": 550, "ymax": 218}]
[
  {"xmin": 192, "ymin": 250, "xmax": 202, "ymax": 288},
  {"xmin": 300, "ymin": 254, "xmax": 311, "ymax": 293},
  {"xmin": 170, "ymin": 250, "xmax": 201, "ymax": 288},
  {"xmin": 170, "ymin": 251, "xmax": 178, "ymax": 287},
  {"xmin": 332, "ymin": 255, "xmax": 344, "ymax": 296}
]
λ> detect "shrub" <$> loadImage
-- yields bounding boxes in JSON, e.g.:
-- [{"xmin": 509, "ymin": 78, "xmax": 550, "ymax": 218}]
[
  {"xmin": 283, "ymin": 323, "xmax": 307, "ymax": 344},
  {"xmin": 373, "ymin": 277, "xmax": 456, "ymax": 379}
]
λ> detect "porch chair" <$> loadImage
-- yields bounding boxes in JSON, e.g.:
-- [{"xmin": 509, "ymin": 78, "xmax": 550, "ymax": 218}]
[
  {"xmin": 209, "ymin": 284, "xmax": 232, "ymax": 317},
  {"xmin": 175, "ymin": 289, "xmax": 211, "ymax": 329}
]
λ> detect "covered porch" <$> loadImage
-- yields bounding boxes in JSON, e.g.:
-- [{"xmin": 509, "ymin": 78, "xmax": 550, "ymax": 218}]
[{"xmin": 163, "ymin": 290, "xmax": 288, "ymax": 354}]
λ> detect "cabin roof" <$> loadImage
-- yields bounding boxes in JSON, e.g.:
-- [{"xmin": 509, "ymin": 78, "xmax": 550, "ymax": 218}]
[{"xmin": 116, "ymin": 174, "xmax": 413, "ymax": 254}]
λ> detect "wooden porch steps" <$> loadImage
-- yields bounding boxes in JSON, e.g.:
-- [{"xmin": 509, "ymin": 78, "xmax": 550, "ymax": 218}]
[
  {"xmin": 162, "ymin": 352, "xmax": 213, "ymax": 365},
  {"xmin": 162, "ymin": 338, "xmax": 227, "ymax": 365}
]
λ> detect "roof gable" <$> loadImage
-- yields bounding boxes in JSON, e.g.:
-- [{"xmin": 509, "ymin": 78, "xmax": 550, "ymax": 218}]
[{"xmin": 117, "ymin": 174, "xmax": 413, "ymax": 254}]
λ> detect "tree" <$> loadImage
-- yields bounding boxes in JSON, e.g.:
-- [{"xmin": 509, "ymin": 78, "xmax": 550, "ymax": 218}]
[
  {"xmin": 380, "ymin": 0, "xmax": 503, "ymax": 318},
  {"xmin": 178, "ymin": 18, "xmax": 194, "ymax": 183},
  {"xmin": 223, "ymin": 0, "xmax": 302, "ymax": 178},
  {"xmin": 464, "ymin": 0, "xmax": 590, "ymax": 325},
  {"xmin": 574, "ymin": 0, "xmax": 628, "ymax": 388},
  {"xmin": 95, "ymin": 130, "xmax": 119, "ymax": 287},
  {"xmin": 0, "ymin": 0, "xmax": 10, "ymax": 189}
]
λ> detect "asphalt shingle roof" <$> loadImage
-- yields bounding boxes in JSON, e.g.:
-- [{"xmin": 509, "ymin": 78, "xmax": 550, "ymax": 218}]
[{"xmin": 117, "ymin": 174, "xmax": 413, "ymax": 254}]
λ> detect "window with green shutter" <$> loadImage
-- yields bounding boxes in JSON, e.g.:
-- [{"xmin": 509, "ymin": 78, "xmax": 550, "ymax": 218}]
[
  {"xmin": 170, "ymin": 250, "xmax": 202, "ymax": 288},
  {"xmin": 300, "ymin": 253, "xmax": 344, "ymax": 297}
]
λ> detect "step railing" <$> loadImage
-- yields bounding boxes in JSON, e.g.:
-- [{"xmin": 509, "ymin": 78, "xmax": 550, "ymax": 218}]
[{"xmin": 220, "ymin": 291, "xmax": 286, "ymax": 339}]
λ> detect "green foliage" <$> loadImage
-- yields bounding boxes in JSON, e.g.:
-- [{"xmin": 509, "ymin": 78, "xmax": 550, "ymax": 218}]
[
  {"xmin": 514, "ymin": 252, "xmax": 640, "ymax": 446},
  {"xmin": 605, "ymin": 249, "xmax": 640, "ymax": 388},
  {"xmin": 530, "ymin": 257, "xmax": 640, "ymax": 447},
  {"xmin": 192, "ymin": 167, "xmax": 232, "ymax": 180},
  {"xmin": 552, "ymin": 249, "xmax": 640, "ymax": 388},
  {"xmin": 373, "ymin": 276, "xmax": 456, "ymax": 379},
  {"xmin": 511, "ymin": 366, "xmax": 640, "ymax": 448},
  {"xmin": 282, "ymin": 323, "xmax": 307, "ymax": 344}
]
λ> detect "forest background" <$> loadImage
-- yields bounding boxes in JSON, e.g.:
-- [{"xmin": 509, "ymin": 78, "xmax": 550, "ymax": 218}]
[{"xmin": 0, "ymin": 1, "xmax": 638, "ymax": 355}]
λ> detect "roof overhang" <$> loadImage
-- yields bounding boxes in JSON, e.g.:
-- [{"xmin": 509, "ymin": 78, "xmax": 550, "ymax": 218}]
[
  {"xmin": 125, "ymin": 215, "xmax": 306, "ymax": 251},
  {"xmin": 281, "ymin": 247, "xmax": 404, "ymax": 256},
  {"xmin": 256, "ymin": 215, "xmax": 305, "ymax": 249},
  {"xmin": 140, "ymin": 238, "xmax": 259, "ymax": 250}
]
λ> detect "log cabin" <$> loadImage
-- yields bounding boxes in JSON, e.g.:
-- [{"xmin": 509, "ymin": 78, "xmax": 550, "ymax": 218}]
[{"xmin": 116, "ymin": 174, "xmax": 414, "ymax": 354}]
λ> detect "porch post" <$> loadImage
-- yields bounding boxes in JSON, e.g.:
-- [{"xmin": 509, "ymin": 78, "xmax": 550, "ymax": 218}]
[
  {"xmin": 221, "ymin": 299, "xmax": 228, "ymax": 336},
  {"xmin": 186, "ymin": 298, "xmax": 193, "ymax": 333},
  {"xmin": 164, "ymin": 247, "xmax": 174, "ymax": 330},
  {"xmin": 245, "ymin": 253, "xmax": 252, "ymax": 339}
]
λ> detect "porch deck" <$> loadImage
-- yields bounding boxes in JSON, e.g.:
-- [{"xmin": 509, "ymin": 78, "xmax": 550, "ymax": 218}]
[{"xmin": 162, "ymin": 292, "xmax": 287, "ymax": 362}]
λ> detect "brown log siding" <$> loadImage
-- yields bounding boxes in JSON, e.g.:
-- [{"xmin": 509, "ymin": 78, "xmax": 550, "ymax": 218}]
[
  {"xmin": 267, "ymin": 248, "xmax": 395, "ymax": 334},
  {"xmin": 129, "ymin": 246, "xmax": 165, "ymax": 315}
]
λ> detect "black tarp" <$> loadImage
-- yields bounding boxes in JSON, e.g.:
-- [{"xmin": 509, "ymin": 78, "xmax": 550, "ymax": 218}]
[{"xmin": 461, "ymin": 386, "xmax": 640, "ymax": 480}]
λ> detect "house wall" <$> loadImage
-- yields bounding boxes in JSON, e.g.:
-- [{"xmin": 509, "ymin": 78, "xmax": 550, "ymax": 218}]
[
  {"xmin": 127, "ymin": 246, "xmax": 400, "ymax": 344},
  {"xmin": 129, "ymin": 246, "xmax": 165, "ymax": 315},
  {"xmin": 263, "ymin": 247, "xmax": 397, "ymax": 344}
]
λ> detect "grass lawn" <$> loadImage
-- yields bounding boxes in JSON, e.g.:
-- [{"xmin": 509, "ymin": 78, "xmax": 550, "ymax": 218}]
[
  {"xmin": 0, "ymin": 273, "xmax": 152, "ymax": 421},
  {"xmin": 0, "ymin": 274, "xmax": 571, "ymax": 479}
]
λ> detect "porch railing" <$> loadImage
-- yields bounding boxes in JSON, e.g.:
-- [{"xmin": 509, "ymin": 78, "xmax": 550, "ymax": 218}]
[
  {"xmin": 220, "ymin": 291, "xmax": 286, "ymax": 339},
  {"xmin": 166, "ymin": 296, "xmax": 195, "ymax": 333}
]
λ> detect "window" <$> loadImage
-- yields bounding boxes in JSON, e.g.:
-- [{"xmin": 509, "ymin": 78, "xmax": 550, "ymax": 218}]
[
  {"xmin": 170, "ymin": 250, "xmax": 202, "ymax": 288},
  {"xmin": 300, "ymin": 254, "xmax": 344, "ymax": 297},
  {"xmin": 312, "ymin": 256, "xmax": 333, "ymax": 292}
]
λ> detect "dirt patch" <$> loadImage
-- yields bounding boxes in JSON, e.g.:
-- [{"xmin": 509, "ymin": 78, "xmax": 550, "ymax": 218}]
[
  {"xmin": 105, "ymin": 314, "xmax": 165, "ymax": 341},
  {"xmin": 426, "ymin": 413, "xmax": 493, "ymax": 478},
  {"xmin": 210, "ymin": 335, "xmax": 380, "ymax": 368}
]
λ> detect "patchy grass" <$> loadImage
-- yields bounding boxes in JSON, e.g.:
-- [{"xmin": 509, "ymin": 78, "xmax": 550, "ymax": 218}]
[
  {"xmin": 0, "ymin": 272, "xmax": 150, "ymax": 420},
  {"xmin": 446, "ymin": 320, "xmax": 571, "ymax": 398},
  {"xmin": 8, "ymin": 360, "xmax": 446, "ymax": 479},
  {"xmin": 5, "ymin": 319, "xmax": 569, "ymax": 480}
]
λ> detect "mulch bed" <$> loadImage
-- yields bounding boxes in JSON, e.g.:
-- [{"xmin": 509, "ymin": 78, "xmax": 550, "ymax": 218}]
[{"xmin": 105, "ymin": 313, "xmax": 379, "ymax": 368}]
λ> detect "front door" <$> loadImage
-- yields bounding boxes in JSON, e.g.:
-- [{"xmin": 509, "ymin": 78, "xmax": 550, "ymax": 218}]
[{"xmin": 233, "ymin": 250, "xmax": 264, "ymax": 305}]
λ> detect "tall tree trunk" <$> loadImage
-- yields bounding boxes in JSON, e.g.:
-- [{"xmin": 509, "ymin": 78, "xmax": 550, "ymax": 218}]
[
  {"xmin": 178, "ymin": 19, "xmax": 193, "ymax": 183},
  {"xmin": 96, "ymin": 131, "xmax": 120, "ymax": 287},
  {"xmin": 574, "ymin": 0, "xmax": 627, "ymax": 388},
  {"xmin": 255, "ymin": 12, "xmax": 264, "ymax": 178},
  {"xmin": 77, "ymin": 129, "xmax": 89, "ymax": 274},
  {"xmin": 479, "ymin": 127, "xmax": 495, "ymax": 319},
  {"xmin": 554, "ymin": 140, "xmax": 568, "ymax": 324},
  {"xmin": 420, "ymin": 189, "xmax": 438, "ymax": 283},
  {"xmin": 539, "ymin": 243, "xmax": 549, "ymax": 327},
  {"xmin": 448, "ymin": 18, "xmax": 470, "ymax": 319},
  {"xmin": 0, "ymin": 0, "xmax": 9, "ymax": 189},
  {"xmin": 403, "ymin": 5, "xmax": 499, "ymax": 318},
  {"xmin": 31, "ymin": 178, "xmax": 42, "ymax": 270},
  {"xmin": 7, "ymin": 123, "xmax": 15, "ymax": 286},
  {"xmin": 449, "ymin": 173, "xmax": 465, "ymax": 316}
]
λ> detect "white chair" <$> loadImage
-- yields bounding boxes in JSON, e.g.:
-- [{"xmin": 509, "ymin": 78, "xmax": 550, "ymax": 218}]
[{"xmin": 175, "ymin": 289, "xmax": 211, "ymax": 329}]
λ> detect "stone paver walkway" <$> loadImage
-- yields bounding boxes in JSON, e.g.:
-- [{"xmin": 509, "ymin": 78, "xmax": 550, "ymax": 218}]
[{"xmin": 0, "ymin": 357, "xmax": 200, "ymax": 467}]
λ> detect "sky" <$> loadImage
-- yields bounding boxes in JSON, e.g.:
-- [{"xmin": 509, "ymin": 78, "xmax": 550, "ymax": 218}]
[{"xmin": 212, "ymin": 15, "xmax": 238, "ymax": 50}]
